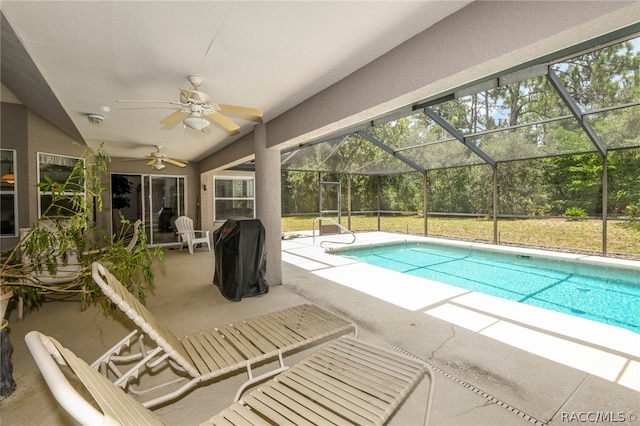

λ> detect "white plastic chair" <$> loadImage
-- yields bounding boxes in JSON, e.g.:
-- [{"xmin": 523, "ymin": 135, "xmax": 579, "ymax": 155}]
[{"xmin": 174, "ymin": 216, "xmax": 211, "ymax": 254}]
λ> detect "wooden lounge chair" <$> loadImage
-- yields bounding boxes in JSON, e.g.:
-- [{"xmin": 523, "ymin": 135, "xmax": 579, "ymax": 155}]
[
  {"xmin": 26, "ymin": 331, "xmax": 435, "ymax": 425},
  {"xmin": 90, "ymin": 262, "xmax": 357, "ymax": 408}
]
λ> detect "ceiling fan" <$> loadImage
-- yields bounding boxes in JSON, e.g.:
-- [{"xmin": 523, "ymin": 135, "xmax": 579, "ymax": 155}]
[
  {"xmin": 117, "ymin": 75, "xmax": 263, "ymax": 134},
  {"xmin": 124, "ymin": 145, "xmax": 188, "ymax": 170}
]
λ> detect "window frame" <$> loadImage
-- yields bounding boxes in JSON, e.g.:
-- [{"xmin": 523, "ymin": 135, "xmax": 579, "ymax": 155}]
[
  {"xmin": 213, "ymin": 176, "xmax": 256, "ymax": 221},
  {"xmin": 37, "ymin": 152, "xmax": 84, "ymax": 218},
  {"xmin": 0, "ymin": 149, "xmax": 18, "ymax": 237}
]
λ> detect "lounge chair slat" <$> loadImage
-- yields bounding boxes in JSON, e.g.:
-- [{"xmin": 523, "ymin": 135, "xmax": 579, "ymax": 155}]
[
  {"xmin": 227, "ymin": 403, "xmax": 272, "ymax": 426},
  {"xmin": 216, "ymin": 404, "xmax": 269, "ymax": 426},
  {"xmin": 270, "ymin": 308, "xmax": 315, "ymax": 339},
  {"xmin": 240, "ymin": 393, "xmax": 299, "ymax": 426},
  {"xmin": 101, "ymin": 267, "xmax": 197, "ymax": 376},
  {"xmin": 286, "ymin": 305, "xmax": 346, "ymax": 339},
  {"xmin": 315, "ymin": 349, "xmax": 412, "ymax": 391},
  {"xmin": 277, "ymin": 309, "xmax": 322, "ymax": 341},
  {"xmin": 180, "ymin": 336, "xmax": 213, "ymax": 373},
  {"xmin": 276, "ymin": 374, "xmax": 371, "ymax": 425},
  {"xmin": 283, "ymin": 305, "xmax": 355, "ymax": 344},
  {"xmin": 331, "ymin": 339, "xmax": 424, "ymax": 382},
  {"xmin": 258, "ymin": 311, "xmax": 311, "ymax": 343},
  {"xmin": 185, "ymin": 333, "xmax": 227, "ymax": 373},
  {"xmin": 246, "ymin": 316, "xmax": 296, "ymax": 347},
  {"xmin": 298, "ymin": 305, "xmax": 351, "ymax": 335},
  {"xmin": 247, "ymin": 389, "xmax": 316, "ymax": 426},
  {"xmin": 218, "ymin": 324, "xmax": 262, "ymax": 359},
  {"xmin": 44, "ymin": 336, "xmax": 166, "ymax": 425},
  {"xmin": 230, "ymin": 321, "xmax": 279, "ymax": 354},
  {"xmin": 199, "ymin": 330, "xmax": 244, "ymax": 367},
  {"xmin": 288, "ymin": 364, "xmax": 384, "ymax": 422},
  {"xmin": 304, "ymin": 355, "xmax": 404, "ymax": 403},
  {"xmin": 259, "ymin": 381, "xmax": 333, "ymax": 426},
  {"xmin": 186, "ymin": 332, "xmax": 227, "ymax": 371},
  {"xmin": 205, "ymin": 412, "xmax": 235, "ymax": 426},
  {"xmin": 267, "ymin": 380, "xmax": 346, "ymax": 425}
]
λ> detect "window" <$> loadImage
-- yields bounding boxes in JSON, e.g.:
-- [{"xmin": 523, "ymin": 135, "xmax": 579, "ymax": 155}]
[
  {"xmin": 37, "ymin": 153, "xmax": 84, "ymax": 217},
  {"xmin": 214, "ymin": 177, "xmax": 255, "ymax": 221},
  {"xmin": 0, "ymin": 149, "xmax": 17, "ymax": 236}
]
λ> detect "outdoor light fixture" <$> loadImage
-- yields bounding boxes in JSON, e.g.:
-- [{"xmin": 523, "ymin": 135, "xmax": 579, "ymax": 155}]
[
  {"xmin": 1, "ymin": 168, "xmax": 14, "ymax": 184},
  {"xmin": 183, "ymin": 113, "xmax": 210, "ymax": 131}
]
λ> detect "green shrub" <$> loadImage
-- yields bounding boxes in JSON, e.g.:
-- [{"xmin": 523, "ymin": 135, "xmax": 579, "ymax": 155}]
[
  {"xmin": 564, "ymin": 207, "xmax": 587, "ymax": 218},
  {"xmin": 625, "ymin": 203, "xmax": 640, "ymax": 218}
]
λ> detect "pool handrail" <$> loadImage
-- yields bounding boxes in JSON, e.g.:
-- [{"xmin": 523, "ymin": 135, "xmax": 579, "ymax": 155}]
[{"xmin": 312, "ymin": 216, "xmax": 356, "ymax": 247}]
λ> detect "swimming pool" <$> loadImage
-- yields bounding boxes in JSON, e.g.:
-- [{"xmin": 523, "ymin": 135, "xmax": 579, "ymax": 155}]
[{"xmin": 336, "ymin": 242, "xmax": 640, "ymax": 334}]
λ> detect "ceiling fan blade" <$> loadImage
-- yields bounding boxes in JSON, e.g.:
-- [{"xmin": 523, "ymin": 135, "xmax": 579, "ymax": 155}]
[
  {"xmin": 146, "ymin": 159, "xmax": 156, "ymax": 166},
  {"xmin": 160, "ymin": 110, "xmax": 188, "ymax": 125},
  {"xmin": 217, "ymin": 104, "xmax": 263, "ymax": 122},
  {"xmin": 180, "ymin": 88, "xmax": 211, "ymax": 103},
  {"xmin": 164, "ymin": 158, "xmax": 188, "ymax": 167},
  {"xmin": 116, "ymin": 100, "xmax": 180, "ymax": 104},
  {"xmin": 206, "ymin": 111, "xmax": 240, "ymax": 134}
]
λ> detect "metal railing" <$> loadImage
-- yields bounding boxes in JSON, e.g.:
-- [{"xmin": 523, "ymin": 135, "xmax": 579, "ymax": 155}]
[{"xmin": 312, "ymin": 217, "xmax": 356, "ymax": 248}]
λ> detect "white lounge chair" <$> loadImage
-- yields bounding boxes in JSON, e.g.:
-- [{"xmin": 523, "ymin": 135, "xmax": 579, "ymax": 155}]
[
  {"xmin": 90, "ymin": 262, "xmax": 357, "ymax": 408},
  {"xmin": 112, "ymin": 217, "xmax": 143, "ymax": 252},
  {"xmin": 174, "ymin": 215, "xmax": 210, "ymax": 254},
  {"xmin": 26, "ymin": 330, "xmax": 435, "ymax": 426}
]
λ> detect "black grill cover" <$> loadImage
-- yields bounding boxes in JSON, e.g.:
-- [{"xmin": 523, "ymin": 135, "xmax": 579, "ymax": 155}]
[{"xmin": 213, "ymin": 219, "xmax": 268, "ymax": 301}]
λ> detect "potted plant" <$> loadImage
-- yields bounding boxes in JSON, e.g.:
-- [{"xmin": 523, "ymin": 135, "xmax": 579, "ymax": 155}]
[
  {"xmin": 0, "ymin": 143, "xmax": 163, "ymax": 321},
  {"xmin": 0, "ymin": 288, "xmax": 11, "ymax": 326}
]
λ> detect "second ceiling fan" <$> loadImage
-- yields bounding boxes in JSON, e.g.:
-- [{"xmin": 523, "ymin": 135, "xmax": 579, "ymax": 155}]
[
  {"xmin": 124, "ymin": 145, "xmax": 188, "ymax": 170},
  {"xmin": 118, "ymin": 75, "xmax": 263, "ymax": 134}
]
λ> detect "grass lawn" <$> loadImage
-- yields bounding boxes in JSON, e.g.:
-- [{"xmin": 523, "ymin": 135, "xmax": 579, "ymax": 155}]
[{"xmin": 282, "ymin": 214, "xmax": 640, "ymax": 258}]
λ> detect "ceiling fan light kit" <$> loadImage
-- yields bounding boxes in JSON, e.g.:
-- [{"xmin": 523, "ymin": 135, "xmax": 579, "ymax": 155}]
[{"xmin": 183, "ymin": 114, "xmax": 210, "ymax": 131}]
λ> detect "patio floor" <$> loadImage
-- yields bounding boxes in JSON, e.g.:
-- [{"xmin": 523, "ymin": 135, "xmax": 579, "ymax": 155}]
[{"xmin": 2, "ymin": 233, "xmax": 638, "ymax": 425}]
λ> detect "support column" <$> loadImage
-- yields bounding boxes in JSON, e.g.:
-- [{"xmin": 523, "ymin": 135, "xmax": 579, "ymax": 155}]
[
  {"xmin": 254, "ymin": 123, "xmax": 282, "ymax": 286},
  {"xmin": 423, "ymin": 171, "xmax": 428, "ymax": 236},
  {"xmin": 493, "ymin": 166, "xmax": 498, "ymax": 244},
  {"xmin": 347, "ymin": 174, "xmax": 352, "ymax": 231},
  {"xmin": 602, "ymin": 155, "xmax": 608, "ymax": 256},
  {"xmin": 377, "ymin": 176, "xmax": 381, "ymax": 231}
]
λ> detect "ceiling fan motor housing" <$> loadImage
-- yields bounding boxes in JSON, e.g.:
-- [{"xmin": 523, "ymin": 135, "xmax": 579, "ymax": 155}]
[{"xmin": 188, "ymin": 75, "xmax": 203, "ymax": 88}]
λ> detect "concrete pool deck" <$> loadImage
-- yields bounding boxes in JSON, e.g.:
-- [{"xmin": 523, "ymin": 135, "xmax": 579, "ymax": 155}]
[
  {"xmin": 2, "ymin": 233, "xmax": 638, "ymax": 425},
  {"xmin": 283, "ymin": 232, "xmax": 640, "ymax": 394}
]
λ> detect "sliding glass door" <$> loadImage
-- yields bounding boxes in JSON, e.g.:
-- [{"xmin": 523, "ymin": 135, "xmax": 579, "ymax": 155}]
[
  {"xmin": 112, "ymin": 174, "xmax": 186, "ymax": 245},
  {"xmin": 144, "ymin": 175, "xmax": 185, "ymax": 244}
]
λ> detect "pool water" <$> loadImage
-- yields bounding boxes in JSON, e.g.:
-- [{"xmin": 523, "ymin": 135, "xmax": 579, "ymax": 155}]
[{"xmin": 338, "ymin": 243, "xmax": 640, "ymax": 334}]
